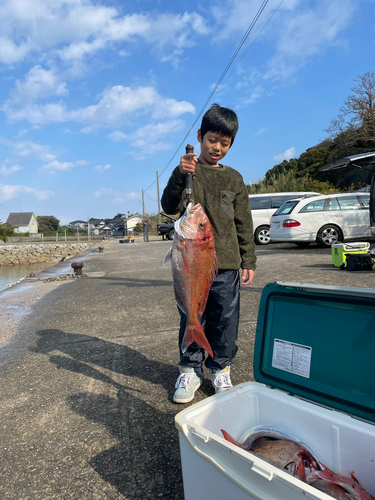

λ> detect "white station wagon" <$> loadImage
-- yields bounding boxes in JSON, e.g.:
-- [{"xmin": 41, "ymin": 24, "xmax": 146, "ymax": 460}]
[
  {"xmin": 269, "ymin": 192, "xmax": 371, "ymax": 247},
  {"xmin": 249, "ymin": 192, "xmax": 319, "ymax": 245}
]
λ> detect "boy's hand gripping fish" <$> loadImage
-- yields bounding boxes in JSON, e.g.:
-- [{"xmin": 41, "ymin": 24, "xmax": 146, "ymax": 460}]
[{"xmin": 164, "ymin": 203, "xmax": 218, "ymax": 358}]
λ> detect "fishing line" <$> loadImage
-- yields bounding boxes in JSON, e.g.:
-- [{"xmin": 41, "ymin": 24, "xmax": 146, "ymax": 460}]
[{"xmin": 144, "ymin": 0, "xmax": 272, "ymax": 193}]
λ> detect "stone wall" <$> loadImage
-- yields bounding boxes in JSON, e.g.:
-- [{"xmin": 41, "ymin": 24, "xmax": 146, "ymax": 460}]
[{"xmin": 0, "ymin": 243, "xmax": 95, "ymax": 266}]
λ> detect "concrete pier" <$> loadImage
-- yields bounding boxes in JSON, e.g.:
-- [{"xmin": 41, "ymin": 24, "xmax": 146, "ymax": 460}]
[{"xmin": 0, "ymin": 238, "xmax": 374, "ymax": 499}]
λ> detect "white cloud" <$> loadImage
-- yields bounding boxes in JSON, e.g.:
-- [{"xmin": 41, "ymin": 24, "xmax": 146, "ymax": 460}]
[
  {"xmin": 4, "ymin": 84, "xmax": 195, "ymax": 128},
  {"xmin": 0, "ymin": 183, "xmax": 54, "ymax": 201},
  {"xmin": 3, "ymin": 101, "xmax": 68, "ymax": 125},
  {"xmin": 94, "ymin": 187, "xmax": 120, "ymax": 198},
  {"xmin": 265, "ymin": 0, "xmax": 354, "ymax": 80},
  {"xmin": 0, "ymin": 137, "xmax": 57, "ymax": 162},
  {"xmin": 94, "ymin": 164, "xmax": 111, "ymax": 172},
  {"xmin": 127, "ymin": 192, "xmax": 138, "ymax": 199},
  {"xmin": 14, "ymin": 129, "xmax": 28, "ymax": 138},
  {"xmin": 93, "ymin": 188, "xmax": 139, "ymax": 201},
  {"xmin": 0, "ymin": 163, "xmax": 23, "ymax": 176},
  {"xmin": 240, "ymin": 85, "xmax": 265, "ymax": 105},
  {"xmin": 129, "ymin": 119, "xmax": 185, "ymax": 154},
  {"xmin": 255, "ymin": 127, "xmax": 267, "ymax": 136},
  {"xmin": 273, "ymin": 146, "xmax": 296, "ymax": 163},
  {"xmin": 0, "ymin": 1, "xmax": 208, "ymax": 65},
  {"xmin": 41, "ymin": 160, "xmax": 88, "ymax": 172},
  {"xmin": 10, "ymin": 66, "xmax": 68, "ymax": 105},
  {"xmin": 211, "ymin": 0, "xmax": 268, "ymax": 41},
  {"xmin": 108, "ymin": 131, "xmax": 127, "ymax": 142},
  {"xmin": 112, "ymin": 197, "xmax": 123, "ymax": 204}
]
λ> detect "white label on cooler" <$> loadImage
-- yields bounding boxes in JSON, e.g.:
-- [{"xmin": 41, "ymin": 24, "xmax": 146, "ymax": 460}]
[{"xmin": 272, "ymin": 339, "xmax": 312, "ymax": 378}]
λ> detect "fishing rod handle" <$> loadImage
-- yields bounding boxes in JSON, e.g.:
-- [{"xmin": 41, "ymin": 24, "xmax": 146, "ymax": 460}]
[{"xmin": 185, "ymin": 144, "xmax": 194, "ymax": 205}]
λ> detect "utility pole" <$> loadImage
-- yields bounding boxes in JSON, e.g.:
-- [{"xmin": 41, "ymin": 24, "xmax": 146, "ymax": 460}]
[
  {"xmin": 142, "ymin": 189, "xmax": 145, "ymax": 221},
  {"xmin": 156, "ymin": 171, "xmax": 161, "ymax": 222},
  {"xmin": 142, "ymin": 189, "xmax": 148, "ymax": 242}
]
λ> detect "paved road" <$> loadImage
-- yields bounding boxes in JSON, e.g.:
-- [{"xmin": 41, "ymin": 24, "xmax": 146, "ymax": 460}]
[{"xmin": 0, "ymin": 238, "xmax": 374, "ymax": 500}]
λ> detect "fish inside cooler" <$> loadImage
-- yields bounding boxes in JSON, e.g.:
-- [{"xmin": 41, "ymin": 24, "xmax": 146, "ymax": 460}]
[{"xmin": 176, "ymin": 381, "xmax": 375, "ymax": 500}]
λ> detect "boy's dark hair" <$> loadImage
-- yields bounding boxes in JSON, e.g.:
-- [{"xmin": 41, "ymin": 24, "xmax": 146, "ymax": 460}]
[{"xmin": 200, "ymin": 103, "xmax": 239, "ymax": 146}]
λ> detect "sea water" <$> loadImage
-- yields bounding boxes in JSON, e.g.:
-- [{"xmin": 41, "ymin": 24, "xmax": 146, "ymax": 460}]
[{"xmin": 0, "ymin": 263, "xmax": 52, "ymax": 293}]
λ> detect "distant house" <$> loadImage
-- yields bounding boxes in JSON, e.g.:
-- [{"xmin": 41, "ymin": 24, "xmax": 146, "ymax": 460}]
[
  {"xmin": 6, "ymin": 212, "xmax": 39, "ymax": 234},
  {"xmin": 108, "ymin": 213, "xmax": 143, "ymax": 236},
  {"xmin": 124, "ymin": 213, "xmax": 143, "ymax": 234},
  {"xmin": 69, "ymin": 220, "xmax": 87, "ymax": 231}
]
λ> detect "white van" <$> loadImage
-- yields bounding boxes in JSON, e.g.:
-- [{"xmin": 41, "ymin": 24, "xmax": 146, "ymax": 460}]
[{"xmin": 249, "ymin": 192, "xmax": 320, "ymax": 245}]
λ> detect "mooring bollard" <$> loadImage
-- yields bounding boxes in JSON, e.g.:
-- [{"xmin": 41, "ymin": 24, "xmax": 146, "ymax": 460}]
[
  {"xmin": 71, "ymin": 262, "xmax": 84, "ymax": 275},
  {"xmin": 98, "ymin": 246, "xmax": 104, "ymax": 253}
]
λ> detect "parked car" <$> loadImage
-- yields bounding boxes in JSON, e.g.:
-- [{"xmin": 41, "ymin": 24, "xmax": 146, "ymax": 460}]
[
  {"xmin": 269, "ymin": 192, "xmax": 371, "ymax": 248},
  {"xmin": 249, "ymin": 192, "xmax": 320, "ymax": 245},
  {"xmin": 156, "ymin": 213, "xmax": 178, "ymax": 240}
]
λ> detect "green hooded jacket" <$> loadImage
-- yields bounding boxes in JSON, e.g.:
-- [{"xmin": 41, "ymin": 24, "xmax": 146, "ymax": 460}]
[{"xmin": 161, "ymin": 160, "xmax": 257, "ymax": 271}]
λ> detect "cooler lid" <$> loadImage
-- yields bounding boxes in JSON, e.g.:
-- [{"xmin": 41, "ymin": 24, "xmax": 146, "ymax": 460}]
[{"xmin": 253, "ymin": 282, "xmax": 375, "ymax": 423}]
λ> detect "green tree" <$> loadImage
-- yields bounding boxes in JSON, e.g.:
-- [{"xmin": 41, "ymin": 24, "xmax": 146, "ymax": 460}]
[
  {"xmin": 0, "ymin": 222, "xmax": 14, "ymax": 242},
  {"xmin": 37, "ymin": 215, "xmax": 60, "ymax": 233}
]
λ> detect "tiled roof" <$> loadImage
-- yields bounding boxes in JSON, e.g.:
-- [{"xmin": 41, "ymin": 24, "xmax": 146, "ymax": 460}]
[{"xmin": 6, "ymin": 212, "xmax": 36, "ymax": 226}]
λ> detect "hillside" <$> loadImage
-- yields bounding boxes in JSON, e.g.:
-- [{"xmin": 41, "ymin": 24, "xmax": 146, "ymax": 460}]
[{"xmin": 254, "ymin": 71, "xmax": 375, "ymax": 193}]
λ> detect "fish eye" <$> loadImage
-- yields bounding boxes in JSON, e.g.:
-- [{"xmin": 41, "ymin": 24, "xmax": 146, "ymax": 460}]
[{"xmin": 198, "ymin": 222, "xmax": 205, "ymax": 229}]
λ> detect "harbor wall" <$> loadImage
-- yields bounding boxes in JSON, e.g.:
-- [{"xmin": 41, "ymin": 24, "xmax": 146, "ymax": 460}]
[{"xmin": 0, "ymin": 243, "xmax": 96, "ymax": 266}]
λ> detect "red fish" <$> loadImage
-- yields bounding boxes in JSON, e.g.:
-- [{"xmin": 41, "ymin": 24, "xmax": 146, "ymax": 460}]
[
  {"xmin": 316, "ymin": 467, "xmax": 375, "ymax": 500},
  {"xmin": 307, "ymin": 478, "xmax": 355, "ymax": 499},
  {"xmin": 221, "ymin": 430, "xmax": 317, "ymax": 481},
  {"xmin": 164, "ymin": 203, "xmax": 217, "ymax": 358}
]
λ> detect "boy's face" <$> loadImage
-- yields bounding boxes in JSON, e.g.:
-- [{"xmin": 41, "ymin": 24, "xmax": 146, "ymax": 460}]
[{"xmin": 197, "ymin": 130, "xmax": 232, "ymax": 166}]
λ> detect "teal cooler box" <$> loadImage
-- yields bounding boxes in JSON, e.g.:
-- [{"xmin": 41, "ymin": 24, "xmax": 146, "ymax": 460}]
[
  {"xmin": 331, "ymin": 241, "xmax": 370, "ymax": 267},
  {"xmin": 175, "ymin": 282, "xmax": 375, "ymax": 500}
]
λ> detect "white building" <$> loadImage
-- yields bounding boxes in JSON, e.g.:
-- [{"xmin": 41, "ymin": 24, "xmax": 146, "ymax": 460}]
[{"xmin": 6, "ymin": 212, "xmax": 39, "ymax": 234}]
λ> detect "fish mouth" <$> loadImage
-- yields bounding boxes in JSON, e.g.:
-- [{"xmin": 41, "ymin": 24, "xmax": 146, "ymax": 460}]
[{"xmin": 186, "ymin": 202, "xmax": 202, "ymax": 214}]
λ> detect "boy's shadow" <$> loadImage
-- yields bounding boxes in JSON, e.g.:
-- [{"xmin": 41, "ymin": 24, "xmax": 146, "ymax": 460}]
[
  {"xmin": 31, "ymin": 329, "xmax": 214, "ymax": 399},
  {"xmin": 31, "ymin": 330, "xmax": 213, "ymax": 497},
  {"xmin": 66, "ymin": 389, "xmax": 185, "ymax": 499}
]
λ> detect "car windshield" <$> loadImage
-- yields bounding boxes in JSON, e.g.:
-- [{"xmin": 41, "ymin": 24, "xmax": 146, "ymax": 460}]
[{"xmin": 273, "ymin": 200, "xmax": 300, "ymax": 216}]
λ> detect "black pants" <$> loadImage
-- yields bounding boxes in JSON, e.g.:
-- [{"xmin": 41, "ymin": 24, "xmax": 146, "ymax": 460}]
[{"xmin": 178, "ymin": 270, "xmax": 240, "ymax": 378}]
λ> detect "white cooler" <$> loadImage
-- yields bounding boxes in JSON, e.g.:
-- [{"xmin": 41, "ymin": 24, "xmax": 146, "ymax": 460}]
[{"xmin": 175, "ymin": 282, "xmax": 375, "ymax": 500}]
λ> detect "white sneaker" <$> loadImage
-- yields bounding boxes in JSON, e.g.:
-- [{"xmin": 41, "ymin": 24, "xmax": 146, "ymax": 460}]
[
  {"xmin": 209, "ymin": 366, "xmax": 233, "ymax": 394},
  {"xmin": 173, "ymin": 366, "xmax": 202, "ymax": 404}
]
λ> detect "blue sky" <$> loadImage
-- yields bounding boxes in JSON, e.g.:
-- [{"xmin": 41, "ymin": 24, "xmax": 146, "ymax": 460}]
[{"xmin": 0, "ymin": 0, "xmax": 374, "ymax": 225}]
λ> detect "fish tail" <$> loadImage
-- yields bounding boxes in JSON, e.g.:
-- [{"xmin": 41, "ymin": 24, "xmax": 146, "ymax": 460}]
[
  {"xmin": 221, "ymin": 429, "xmax": 245, "ymax": 449},
  {"xmin": 181, "ymin": 322, "xmax": 214, "ymax": 358}
]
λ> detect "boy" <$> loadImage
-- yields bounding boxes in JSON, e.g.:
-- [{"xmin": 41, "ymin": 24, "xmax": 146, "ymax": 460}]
[{"xmin": 161, "ymin": 103, "xmax": 256, "ymax": 404}]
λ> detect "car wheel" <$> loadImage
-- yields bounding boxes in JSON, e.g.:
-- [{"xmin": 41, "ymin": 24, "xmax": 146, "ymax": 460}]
[
  {"xmin": 254, "ymin": 226, "xmax": 270, "ymax": 245},
  {"xmin": 168, "ymin": 229, "xmax": 175, "ymax": 240},
  {"xmin": 294, "ymin": 242, "xmax": 311, "ymax": 247},
  {"xmin": 316, "ymin": 225, "xmax": 343, "ymax": 248}
]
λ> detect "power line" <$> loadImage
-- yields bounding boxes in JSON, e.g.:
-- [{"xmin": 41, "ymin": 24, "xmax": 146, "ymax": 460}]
[
  {"xmin": 144, "ymin": 0, "xmax": 271, "ymax": 193},
  {"xmin": 223, "ymin": 0, "xmax": 285, "ymax": 85}
]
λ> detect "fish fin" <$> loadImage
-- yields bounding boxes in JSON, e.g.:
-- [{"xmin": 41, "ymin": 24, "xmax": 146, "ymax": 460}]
[
  {"xmin": 181, "ymin": 322, "xmax": 214, "ymax": 358},
  {"xmin": 163, "ymin": 248, "xmax": 173, "ymax": 265},
  {"xmin": 349, "ymin": 471, "xmax": 362, "ymax": 486},
  {"xmin": 221, "ymin": 430, "xmax": 245, "ymax": 449},
  {"xmin": 295, "ymin": 460, "xmax": 307, "ymax": 482},
  {"xmin": 176, "ymin": 300, "xmax": 186, "ymax": 315},
  {"xmin": 213, "ymin": 251, "xmax": 218, "ymax": 276},
  {"xmin": 198, "ymin": 252, "xmax": 218, "ymax": 316}
]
